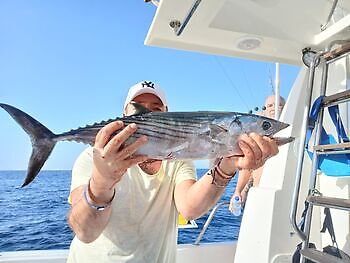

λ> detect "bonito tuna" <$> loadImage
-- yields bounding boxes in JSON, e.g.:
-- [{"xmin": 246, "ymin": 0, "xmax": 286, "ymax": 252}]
[{"xmin": 0, "ymin": 103, "xmax": 293, "ymax": 187}]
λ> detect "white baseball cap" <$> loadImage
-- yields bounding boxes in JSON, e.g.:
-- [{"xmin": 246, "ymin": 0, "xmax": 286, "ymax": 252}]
[{"xmin": 123, "ymin": 81, "xmax": 168, "ymax": 111}]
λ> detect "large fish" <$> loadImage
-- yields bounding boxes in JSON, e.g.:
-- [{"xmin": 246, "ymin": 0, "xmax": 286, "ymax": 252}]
[{"xmin": 0, "ymin": 103, "xmax": 293, "ymax": 187}]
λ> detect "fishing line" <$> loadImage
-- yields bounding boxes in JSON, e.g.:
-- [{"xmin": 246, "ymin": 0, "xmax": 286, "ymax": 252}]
[
  {"xmin": 213, "ymin": 56, "xmax": 250, "ymax": 111},
  {"xmin": 240, "ymin": 62, "xmax": 258, "ymax": 108}
]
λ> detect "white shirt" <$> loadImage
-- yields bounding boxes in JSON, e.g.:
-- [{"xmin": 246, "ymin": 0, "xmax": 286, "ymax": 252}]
[{"xmin": 67, "ymin": 147, "xmax": 196, "ymax": 263}]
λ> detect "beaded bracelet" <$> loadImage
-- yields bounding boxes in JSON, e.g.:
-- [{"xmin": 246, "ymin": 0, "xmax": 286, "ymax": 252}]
[
  {"xmin": 209, "ymin": 159, "xmax": 237, "ymax": 188},
  {"xmin": 83, "ymin": 180, "xmax": 116, "ymax": 211}
]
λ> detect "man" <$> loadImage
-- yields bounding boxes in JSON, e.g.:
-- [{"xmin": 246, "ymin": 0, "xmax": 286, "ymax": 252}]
[
  {"xmin": 264, "ymin": 94, "xmax": 286, "ymax": 120},
  {"xmin": 229, "ymin": 94, "xmax": 286, "ymax": 212},
  {"xmin": 67, "ymin": 81, "xmax": 279, "ymax": 263}
]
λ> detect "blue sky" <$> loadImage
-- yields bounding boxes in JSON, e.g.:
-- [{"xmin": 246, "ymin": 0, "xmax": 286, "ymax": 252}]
[{"xmin": 0, "ymin": 1, "xmax": 300, "ymax": 170}]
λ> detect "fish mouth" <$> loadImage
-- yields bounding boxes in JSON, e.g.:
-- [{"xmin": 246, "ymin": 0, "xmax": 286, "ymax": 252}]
[
  {"xmin": 279, "ymin": 122, "xmax": 289, "ymax": 131},
  {"xmin": 274, "ymin": 136, "xmax": 295, "ymax": 146}
]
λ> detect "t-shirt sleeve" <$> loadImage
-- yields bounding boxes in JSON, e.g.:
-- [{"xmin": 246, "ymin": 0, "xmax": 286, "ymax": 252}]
[
  {"xmin": 70, "ymin": 147, "xmax": 93, "ymax": 192},
  {"xmin": 174, "ymin": 161, "xmax": 197, "ymax": 185}
]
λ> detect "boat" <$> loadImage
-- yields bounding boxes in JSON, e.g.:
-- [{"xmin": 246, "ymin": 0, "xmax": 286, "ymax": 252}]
[{"xmin": 1, "ymin": 0, "xmax": 350, "ymax": 262}]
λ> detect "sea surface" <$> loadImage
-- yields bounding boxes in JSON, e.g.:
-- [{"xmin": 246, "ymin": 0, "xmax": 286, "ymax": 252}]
[{"xmin": 0, "ymin": 169, "xmax": 242, "ymax": 252}]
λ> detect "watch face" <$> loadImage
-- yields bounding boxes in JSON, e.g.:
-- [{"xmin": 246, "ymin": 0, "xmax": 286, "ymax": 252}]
[{"xmin": 302, "ymin": 50, "xmax": 319, "ymax": 67}]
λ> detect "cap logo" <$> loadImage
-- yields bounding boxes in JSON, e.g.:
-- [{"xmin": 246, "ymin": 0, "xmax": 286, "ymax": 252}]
[{"xmin": 141, "ymin": 81, "xmax": 155, "ymax": 89}]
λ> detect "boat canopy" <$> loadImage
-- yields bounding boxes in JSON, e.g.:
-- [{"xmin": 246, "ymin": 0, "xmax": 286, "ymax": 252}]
[{"xmin": 145, "ymin": 0, "xmax": 350, "ymax": 65}]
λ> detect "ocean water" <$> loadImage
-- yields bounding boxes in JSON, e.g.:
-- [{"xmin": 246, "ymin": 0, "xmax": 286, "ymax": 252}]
[{"xmin": 0, "ymin": 169, "xmax": 241, "ymax": 252}]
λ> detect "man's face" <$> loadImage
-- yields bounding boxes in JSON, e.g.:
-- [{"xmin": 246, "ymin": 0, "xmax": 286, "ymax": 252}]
[
  {"xmin": 124, "ymin": 93, "xmax": 166, "ymax": 116},
  {"xmin": 264, "ymin": 95, "xmax": 285, "ymax": 119}
]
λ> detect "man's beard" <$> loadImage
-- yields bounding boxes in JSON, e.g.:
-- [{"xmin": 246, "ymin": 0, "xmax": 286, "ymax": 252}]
[
  {"xmin": 138, "ymin": 159, "xmax": 161, "ymax": 174},
  {"xmin": 140, "ymin": 159, "xmax": 159, "ymax": 165}
]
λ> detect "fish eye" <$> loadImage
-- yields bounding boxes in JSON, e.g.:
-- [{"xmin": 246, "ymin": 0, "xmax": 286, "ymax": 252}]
[{"xmin": 262, "ymin": 121, "xmax": 271, "ymax": 131}]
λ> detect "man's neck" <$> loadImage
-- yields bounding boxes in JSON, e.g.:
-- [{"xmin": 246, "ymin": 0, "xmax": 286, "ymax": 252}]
[{"xmin": 138, "ymin": 159, "xmax": 162, "ymax": 175}]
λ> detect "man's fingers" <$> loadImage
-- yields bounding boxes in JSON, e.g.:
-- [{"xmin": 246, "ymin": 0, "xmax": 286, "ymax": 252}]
[
  {"xmin": 266, "ymin": 137, "xmax": 279, "ymax": 157},
  {"xmin": 239, "ymin": 133, "xmax": 263, "ymax": 162},
  {"xmin": 236, "ymin": 134, "xmax": 280, "ymax": 170},
  {"xmin": 95, "ymin": 121, "xmax": 124, "ymax": 149},
  {"xmin": 249, "ymin": 133, "xmax": 273, "ymax": 161},
  {"xmin": 103, "ymin": 123, "xmax": 138, "ymax": 155},
  {"xmin": 237, "ymin": 140, "xmax": 254, "ymax": 166}
]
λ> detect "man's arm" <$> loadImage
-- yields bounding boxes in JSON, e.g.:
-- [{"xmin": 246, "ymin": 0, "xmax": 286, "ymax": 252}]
[
  {"xmin": 233, "ymin": 169, "xmax": 253, "ymax": 198},
  {"xmin": 174, "ymin": 173, "xmax": 226, "ymax": 220},
  {"xmin": 174, "ymin": 133, "xmax": 278, "ymax": 220},
  {"xmin": 68, "ymin": 121, "xmax": 148, "ymax": 243},
  {"xmin": 68, "ymin": 185, "xmax": 113, "ymax": 243},
  {"xmin": 228, "ymin": 169, "xmax": 253, "ymax": 212}
]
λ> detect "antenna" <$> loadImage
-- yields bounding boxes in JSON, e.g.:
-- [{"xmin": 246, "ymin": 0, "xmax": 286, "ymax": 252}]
[{"xmin": 268, "ymin": 67, "xmax": 275, "ymax": 94}]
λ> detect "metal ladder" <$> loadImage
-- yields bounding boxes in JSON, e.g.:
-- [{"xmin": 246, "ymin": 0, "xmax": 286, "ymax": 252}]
[{"xmin": 290, "ymin": 40, "xmax": 350, "ymax": 263}]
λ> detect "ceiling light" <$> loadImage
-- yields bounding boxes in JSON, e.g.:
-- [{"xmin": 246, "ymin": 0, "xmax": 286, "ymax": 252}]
[{"xmin": 236, "ymin": 36, "xmax": 262, "ymax": 50}]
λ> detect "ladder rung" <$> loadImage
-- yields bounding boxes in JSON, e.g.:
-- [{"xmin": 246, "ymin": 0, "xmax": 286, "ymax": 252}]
[
  {"xmin": 301, "ymin": 248, "xmax": 348, "ymax": 263},
  {"xmin": 307, "ymin": 195, "xmax": 350, "ymax": 211},
  {"xmin": 314, "ymin": 142, "xmax": 350, "ymax": 153},
  {"xmin": 322, "ymin": 90, "xmax": 350, "ymax": 108},
  {"xmin": 324, "ymin": 42, "xmax": 350, "ymax": 61}
]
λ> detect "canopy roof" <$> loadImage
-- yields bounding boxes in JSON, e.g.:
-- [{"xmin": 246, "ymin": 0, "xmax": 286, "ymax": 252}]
[{"xmin": 145, "ymin": 0, "xmax": 350, "ymax": 65}]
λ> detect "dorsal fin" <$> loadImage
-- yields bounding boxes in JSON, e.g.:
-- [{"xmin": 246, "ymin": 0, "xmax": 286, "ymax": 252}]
[{"xmin": 129, "ymin": 102, "xmax": 151, "ymax": 116}]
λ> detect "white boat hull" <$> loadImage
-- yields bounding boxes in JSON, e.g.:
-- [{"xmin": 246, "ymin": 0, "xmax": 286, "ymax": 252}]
[{"xmin": 0, "ymin": 242, "xmax": 237, "ymax": 263}]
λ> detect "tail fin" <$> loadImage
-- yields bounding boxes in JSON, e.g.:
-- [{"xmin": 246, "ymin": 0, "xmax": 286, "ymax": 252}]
[{"xmin": 0, "ymin": 103, "xmax": 56, "ymax": 187}]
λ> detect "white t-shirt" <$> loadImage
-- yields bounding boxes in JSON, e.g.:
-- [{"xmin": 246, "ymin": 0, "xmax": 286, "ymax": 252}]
[{"xmin": 67, "ymin": 147, "xmax": 196, "ymax": 263}]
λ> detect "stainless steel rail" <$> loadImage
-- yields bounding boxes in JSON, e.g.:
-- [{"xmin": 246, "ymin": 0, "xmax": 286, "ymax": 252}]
[
  {"xmin": 289, "ymin": 53, "xmax": 324, "ymax": 241},
  {"xmin": 307, "ymin": 195, "xmax": 350, "ymax": 211},
  {"xmin": 169, "ymin": 0, "xmax": 202, "ymax": 36},
  {"xmin": 324, "ymin": 41, "xmax": 350, "ymax": 63},
  {"xmin": 144, "ymin": 0, "xmax": 159, "ymax": 7},
  {"xmin": 289, "ymin": 40, "xmax": 350, "ymax": 242},
  {"xmin": 302, "ymin": 58, "xmax": 330, "ymax": 254},
  {"xmin": 320, "ymin": 0, "xmax": 339, "ymax": 31},
  {"xmin": 194, "ymin": 201, "xmax": 230, "ymax": 245},
  {"xmin": 322, "ymin": 90, "xmax": 350, "ymax": 108},
  {"xmin": 289, "ymin": 40, "xmax": 350, "ymax": 263}
]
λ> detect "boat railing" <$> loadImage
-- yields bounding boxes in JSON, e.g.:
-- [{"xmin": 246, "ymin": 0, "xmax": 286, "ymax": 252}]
[
  {"xmin": 320, "ymin": 0, "xmax": 339, "ymax": 31},
  {"xmin": 289, "ymin": 50, "xmax": 324, "ymax": 241},
  {"xmin": 194, "ymin": 201, "xmax": 230, "ymax": 245},
  {"xmin": 169, "ymin": 0, "xmax": 202, "ymax": 36},
  {"xmin": 290, "ymin": 40, "xmax": 350, "ymax": 241},
  {"xmin": 289, "ymin": 40, "xmax": 350, "ymax": 262},
  {"xmin": 144, "ymin": 0, "xmax": 159, "ymax": 7}
]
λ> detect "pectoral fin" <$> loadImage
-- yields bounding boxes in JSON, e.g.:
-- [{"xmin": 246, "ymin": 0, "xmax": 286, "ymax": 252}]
[
  {"xmin": 166, "ymin": 142, "xmax": 190, "ymax": 159},
  {"xmin": 208, "ymin": 124, "xmax": 228, "ymax": 143}
]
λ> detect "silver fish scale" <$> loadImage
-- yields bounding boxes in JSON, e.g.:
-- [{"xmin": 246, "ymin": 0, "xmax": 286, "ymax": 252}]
[
  {"xmin": 121, "ymin": 111, "xmax": 247, "ymax": 142},
  {"xmin": 116, "ymin": 111, "xmax": 281, "ymax": 159},
  {"xmin": 58, "ymin": 111, "xmax": 284, "ymax": 148}
]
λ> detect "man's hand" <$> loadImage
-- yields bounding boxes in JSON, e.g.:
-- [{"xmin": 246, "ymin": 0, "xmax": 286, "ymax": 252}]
[
  {"xmin": 220, "ymin": 133, "xmax": 279, "ymax": 174},
  {"xmin": 90, "ymin": 121, "xmax": 149, "ymax": 203}
]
